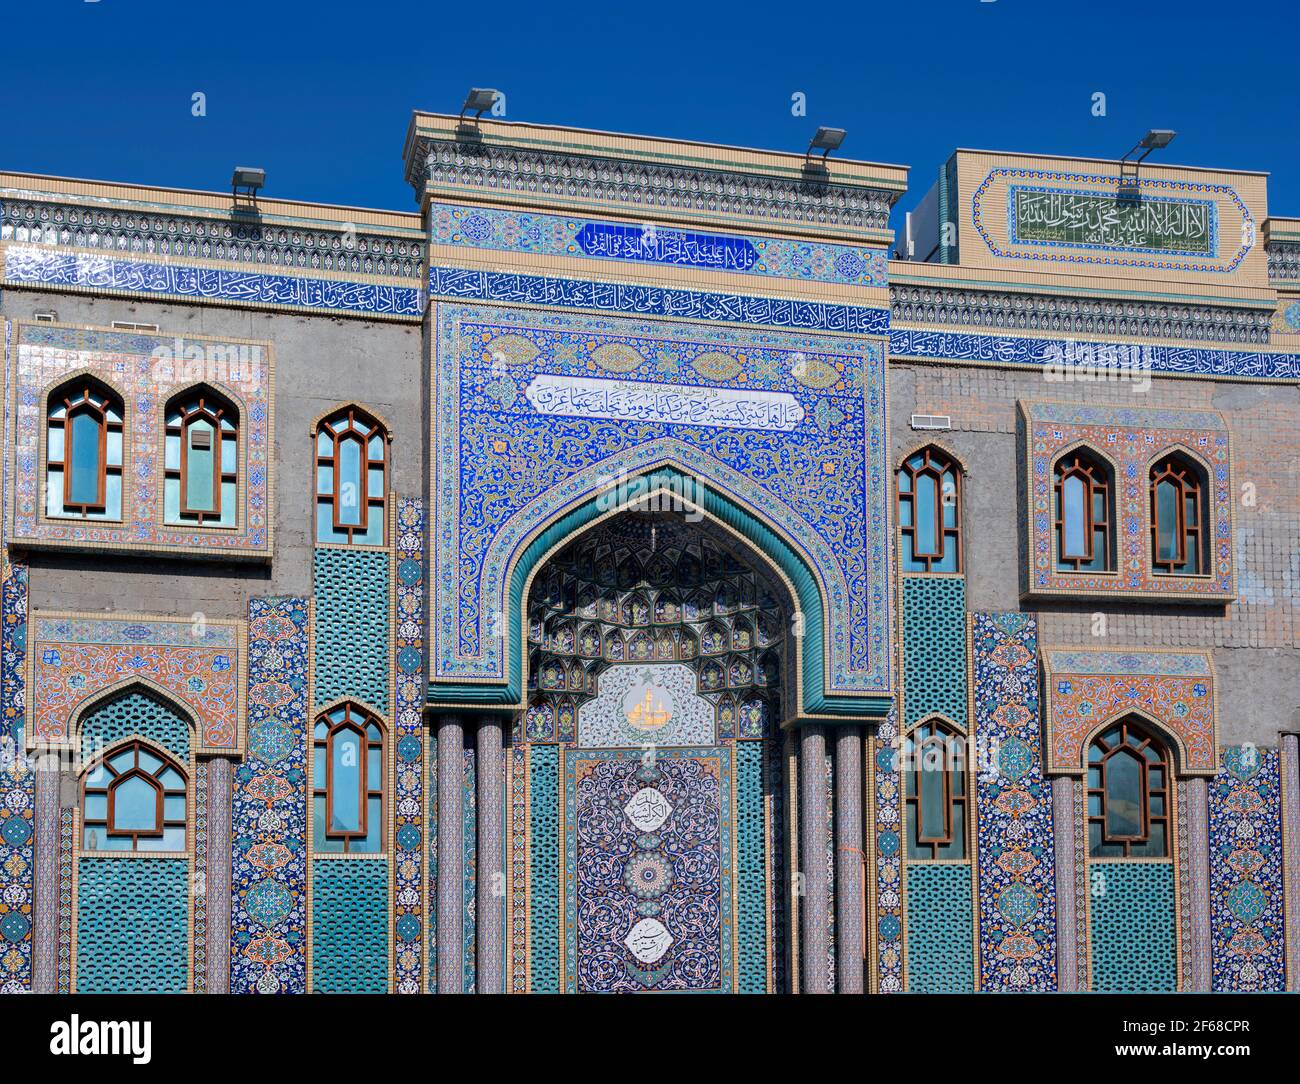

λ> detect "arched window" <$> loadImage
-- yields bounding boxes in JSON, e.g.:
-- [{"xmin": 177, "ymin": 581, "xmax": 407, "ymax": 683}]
[
  {"xmin": 164, "ymin": 388, "xmax": 238, "ymax": 526},
  {"xmin": 312, "ymin": 704, "xmax": 385, "ymax": 853},
  {"xmin": 315, "ymin": 407, "xmax": 387, "ymax": 544},
  {"xmin": 81, "ymin": 741, "xmax": 187, "ymax": 852},
  {"xmin": 46, "ymin": 378, "xmax": 124, "ymax": 519},
  {"xmin": 897, "ymin": 447, "xmax": 962, "ymax": 573},
  {"xmin": 903, "ymin": 719, "xmax": 967, "ymax": 859},
  {"xmin": 1150, "ymin": 453, "xmax": 1207, "ymax": 575},
  {"xmin": 1053, "ymin": 449, "xmax": 1113, "ymax": 572},
  {"xmin": 1087, "ymin": 719, "xmax": 1170, "ymax": 858}
]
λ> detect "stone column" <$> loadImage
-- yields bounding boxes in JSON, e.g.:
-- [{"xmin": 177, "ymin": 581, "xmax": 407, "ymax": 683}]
[
  {"xmin": 1284, "ymin": 735, "xmax": 1300, "ymax": 992},
  {"xmin": 205, "ymin": 756, "xmax": 233, "ymax": 994},
  {"xmin": 799, "ymin": 724, "xmax": 829, "ymax": 993},
  {"xmin": 834, "ymin": 726, "xmax": 863, "ymax": 993},
  {"xmin": 436, "ymin": 715, "xmax": 464, "ymax": 993},
  {"xmin": 475, "ymin": 717, "xmax": 504, "ymax": 994},
  {"xmin": 1182, "ymin": 775, "xmax": 1212, "ymax": 991},
  {"xmin": 1052, "ymin": 775, "xmax": 1081, "ymax": 991},
  {"xmin": 31, "ymin": 754, "xmax": 60, "ymax": 994}
]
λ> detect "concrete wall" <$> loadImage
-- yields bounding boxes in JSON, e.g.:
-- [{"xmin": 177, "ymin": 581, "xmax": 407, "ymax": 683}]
[
  {"xmin": 2, "ymin": 290, "xmax": 424, "ymax": 618},
  {"xmin": 888, "ymin": 360, "xmax": 1300, "ymax": 747}
]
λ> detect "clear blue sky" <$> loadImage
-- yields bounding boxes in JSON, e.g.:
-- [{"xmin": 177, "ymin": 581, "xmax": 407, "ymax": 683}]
[{"xmin": 4, "ymin": 0, "xmax": 1295, "ymax": 232}]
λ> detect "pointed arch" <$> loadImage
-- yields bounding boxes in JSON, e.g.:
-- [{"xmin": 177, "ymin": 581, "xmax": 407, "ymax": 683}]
[
  {"xmin": 895, "ymin": 444, "xmax": 964, "ymax": 573},
  {"xmin": 70, "ymin": 676, "xmax": 199, "ymax": 755},
  {"xmin": 1050, "ymin": 441, "xmax": 1118, "ymax": 572},
  {"xmin": 310, "ymin": 699, "xmax": 389, "ymax": 854},
  {"xmin": 162, "ymin": 381, "xmax": 242, "ymax": 528},
  {"xmin": 313, "ymin": 402, "xmax": 391, "ymax": 546},
  {"xmin": 1076, "ymin": 705, "xmax": 1191, "ymax": 778},
  {"xmin": 42, "ymin": 370, "xmax": 127, "ymax": 521},
  {"xmin": 431, "ymin": 440, "xmax": 892, "ymax": 719},
  {"xmin": 1145, "ymin": 444, "xmax": 1213, "ymax": 576},
  {"xmin": 901, "ymin": 713, "xmax": 971, "ymax": 861}
]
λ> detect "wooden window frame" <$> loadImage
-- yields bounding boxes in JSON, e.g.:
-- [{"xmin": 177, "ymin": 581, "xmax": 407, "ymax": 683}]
[
  {"xmin": 1053, "ymin": 449, "xmax": 1113, "ymax": 572},
  {"xmin": 1149, "ymin": 454, "xmax": 1207, "ymax": 575},
  {"xmin": 896, "ymin": 447, "xmax": 963, "ymax": 573},
  {"xmin": 315, "ymin": 407, "xmax": 388, "ymax": 543},
  {"xmin": 1087, "ymin": 719, "xmax": 1170, "ymax": 858},
  {"xmin": 313, "ymin": 704, "xmax": 384, "ymax": 853},
  {"xmin": 48, "ymin": 380, "xmax": 124, "ymax": 516},
  {"xmin": 80, "ymin": 740, "xmax": 188, "ymax": 853},
  {"xmin": 165, "ymin": 390, "xmax": 239, "ymax": 525},
  {"xmin": 903, "ymin": 719, "xmax": 968, "ymax": 861}
]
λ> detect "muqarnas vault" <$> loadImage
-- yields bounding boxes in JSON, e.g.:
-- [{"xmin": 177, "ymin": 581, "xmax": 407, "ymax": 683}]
[{"xmin": 1, "ymin": 116, "xmax": 1298, "ymax": 994}]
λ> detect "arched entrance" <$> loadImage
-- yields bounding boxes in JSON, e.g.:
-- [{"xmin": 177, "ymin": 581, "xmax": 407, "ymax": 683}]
[{"xmin": 511, "ymin": 510, "xmax": 794, "ymax": 992}]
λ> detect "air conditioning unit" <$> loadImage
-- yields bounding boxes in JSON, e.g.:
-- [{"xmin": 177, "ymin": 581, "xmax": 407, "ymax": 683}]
[{"xmin": 910, "ymin": 414, "xmax": 952, "ymax": 431}]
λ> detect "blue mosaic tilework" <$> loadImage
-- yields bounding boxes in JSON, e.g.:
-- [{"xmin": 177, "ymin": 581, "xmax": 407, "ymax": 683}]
[
  {"xmin": 429, "ymin": 202, "xmax": 888, "ymax": 287},
  {"xmin": 430, "ymin": 267, "xmax": 890, "ymax": 334},
  {"xmin": 562, "ymin": 746, "xmax": 733, "ymax": 992},
  {"xmin": 79, "ymin": 689, "xmax": 191, "ymax": 763},
  {"xmin": 1210, "ymin": 746, "xmax": 1285, "ymax": 990},
  {"xmin": 76, "ymin": 857, "xmax": 188, "ymax": 992},
  {"xmin": 529, "ymin": 743, "xmax": 559, "ymax": 992},
  {"xmin": 3, "ymin": 245, "xmax": 422, "ymax": 317},
  {"xmin": 736, "ymin": 740, "xmax": 768, "ymax": 992},
  {"xmin": 902, "ymin": 576, "xmax": 967, "ymax": 730},
  {"xmin": 432, "ymin": 301, "xmax": 891, "ymax": 700},
  {"xmin": 766, "ymin": 737, "xmax": 788, "ymax": 993},
  {"xmin": 230, "ymin": 598, "xmax": 308, "ymax": 994},
  {"xmin": 0, "ymin": 563, "xmax": 32, "ymax": 992},
  {"xmin": 193, "ymin": 760, "xmax": 208, "ymax": 992},
  {"xmin": 905, "ymin": 863, "xmax": 975, "ymax": 992},
  {"xmin": 311, "ymin": 860, "xmax": 389, "ymax": 993},
  {"xmin": 313, "ymin": 548, "xmax": 390, "ymax": 711},
  {"xmin": 393, "ymin": 498, "xmax": 426, "ymax": 993},
  {"xmin": 872, "ymin": 707, "xmax": 903, "ymax": 993},
  {"xmin": 889, "ymin": 327, "xmax": 1300, "ymax": 381},
  {"xmin": 970, "ymin": 612, "xmax": 1057, "ymax": 991},
  {"xmin": 1089, "ymin": 861, "xmax": 1177, "ymax": 992}
]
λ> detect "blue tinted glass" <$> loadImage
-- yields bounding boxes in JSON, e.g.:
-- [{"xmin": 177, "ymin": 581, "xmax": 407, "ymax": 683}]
[
  {"xmin": 330, "ymin": 729, "xmax": 362, "ymax": 832},
  {"xmin": 1156, "ymin": 479, "xmax": 1179, "ymax": 562},
  {"xmin": 1062, "ymin": 474, "xmax": 1087, "ymax": 557},
  {"xmin": 1105, "ymin": 750, "xmax": 1143, "ymax": 837},
  {"xmin": 68, "ymin": 409, "xmax": 102, "ymax": 505},
  {"xmin": 111, "ymin": 775, "xmax": 158, "ymax": 832},
  {"xmin": 915, "ymin": 472, "xmax": 937, "ymax": 555},
  {"xmin": 337, "ymin": 437, "xmax": 363, "ymax": 526},
  {"xmin": 186, "ymin": 419, "xmax": 216, "ymax": 511}
]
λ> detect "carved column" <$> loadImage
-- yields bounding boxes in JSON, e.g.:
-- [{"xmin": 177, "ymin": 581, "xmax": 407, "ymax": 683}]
[
  {"xmin": 834, "ymin": 726, "xmax": 863, "ymax": 993},
  {"xmin": 1283, "ymin": 735, "xmax": 1300, "ymax": 991},
  {"xmin": 799, "ymin": 724, "xmax": 829, "ymax": 993},
  {"xmin": 205, "ymin": 756, "xmax": 233, "ymax": 994},
  {"xmin": 31, "ymin": 754, "xmax": 60, "ymax": 994},
  {"xmin": 475, "ymin": 716, "xmax": 504, "ymax": 994},
  {"xmin": 436, "ymin": 715, "xmax": 464, "ymax": 993},
  {"xmin": 1052, "ymin": 775, "xmax": 1081, "ymax": 991},
  {"xmin": 1182, "ymin": 775, "xmax": 1212, "ymax": 990}
]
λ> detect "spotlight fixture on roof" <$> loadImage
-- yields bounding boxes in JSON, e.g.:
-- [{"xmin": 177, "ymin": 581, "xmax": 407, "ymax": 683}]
[
  {"xmin": 459, "ymin": 87, "xmax": 499, "ymax": 125},
  {"xmin": 1119, "ymin": 129, "xmax": 1176, "ymax": 189},
  {"xmin": 806, "ymin": 126, "xmax": 847, "ymax": 164},
  {"xmin": 231, "ymin": 167, "xmax": 265, "ymax": 204}
]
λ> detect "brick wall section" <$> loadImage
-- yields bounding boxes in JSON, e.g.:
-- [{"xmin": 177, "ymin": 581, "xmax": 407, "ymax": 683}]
[{"xmin": 890, "ymin": 360, "xmax": 1300, "ymax": 747}]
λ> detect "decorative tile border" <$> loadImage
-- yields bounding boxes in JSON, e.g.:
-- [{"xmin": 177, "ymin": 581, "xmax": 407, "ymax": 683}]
[
  {"xmin": 1020, "ymin": 400, "xmax": 1235, "ymax": 601},
  {"xmin": 429, "ymin": 202, "xmax": 888, "ymax": 287},
  {"xmin": 430, "ymin": 301, "xmax": 892, "ymax": 699},
  {"xmin": 1042, "ymin": 648, "xmax": 1218, "ymax": 775},
  {"xmin": 973, "ymin": 168, "xmax": 1252, "ymax": 274},
  {"xmin": 229, "ymin": 598, "xmax": 309, "ymax": 994},
  {"xmin": 869, "ymin": 706, "xmax": 903, "ymax": 993},
  {"xmin": 1210, "ymin": 746, "xmax": 1285, "ymax": 990},
  {"xmin": 2, "ymin": 245, "xmax": 423, "ymax": 319},
  {"xmin": 969, "ymin": 612, "xmax": 1057, "ymax": 991},
  {"xmin": 0, "ymin": 563, "xmax": 32, "ymax": 992},
  {"xmin": 888, "ymin": 328, "xmax": 1300, "ymax": 381},
  {"xmin": 430, "ymin": 266, "xmax": 890, "ymax": 335},
  {"xmin": 27, "ymin": 612, "xmax": 245, "ymax": 753},
  {"xmin": 393, "ymin": 497, "xmax": 426, "ymax": 993},
  {"xmin": 7, "ymin": 321, "xmax": 274, "ymax": 559}
]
